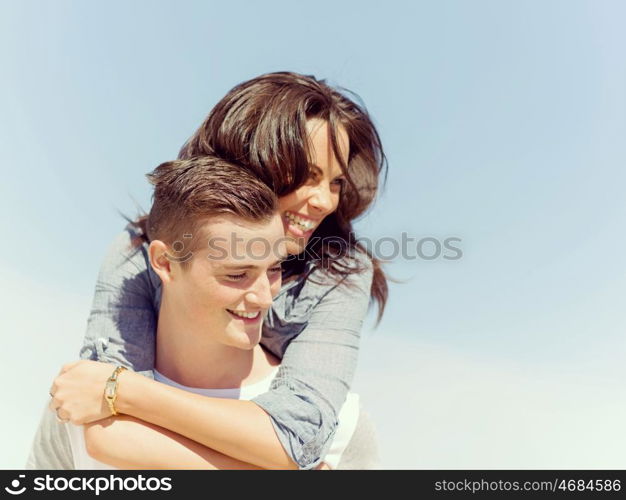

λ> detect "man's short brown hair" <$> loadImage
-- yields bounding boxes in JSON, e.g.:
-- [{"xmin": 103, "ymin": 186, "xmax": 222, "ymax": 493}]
[{"xmin": 145, "ymin": 156, "xmax": 278, "ymax": 265}]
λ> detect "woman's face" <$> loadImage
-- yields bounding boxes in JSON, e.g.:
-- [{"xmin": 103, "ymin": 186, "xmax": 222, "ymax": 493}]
[{"xmin": 278, "ymin": 118, "xmax": 349, "ymax": 255}]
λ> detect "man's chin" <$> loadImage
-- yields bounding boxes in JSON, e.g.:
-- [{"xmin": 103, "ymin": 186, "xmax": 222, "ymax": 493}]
[
  {"xmin": 228, "ymin": 328, "xmax": 262, "ymax": 350},
  {"xmin": 234, "ymin": 339, "xmax": 259, "ymax": 351}
]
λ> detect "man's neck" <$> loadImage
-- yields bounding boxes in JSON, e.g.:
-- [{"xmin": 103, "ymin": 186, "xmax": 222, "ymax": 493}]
[{"xmin": 154, "ymin": 298, "xmax": 276, "ymax": 389}]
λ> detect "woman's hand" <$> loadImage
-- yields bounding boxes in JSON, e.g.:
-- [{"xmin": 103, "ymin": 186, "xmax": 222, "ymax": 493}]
[{"xmin": 49, "ymin": 360, "xmax": 119, "ymax": 425}]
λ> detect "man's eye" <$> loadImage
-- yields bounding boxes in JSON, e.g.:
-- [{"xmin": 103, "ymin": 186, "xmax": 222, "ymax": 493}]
[
  {"xmin": 226, "ymin": 273, "xmax": 246, "ymax": 281},
  {"xmin": 269, "ymin": 265, "xmax": 282, "ymax": 274}
]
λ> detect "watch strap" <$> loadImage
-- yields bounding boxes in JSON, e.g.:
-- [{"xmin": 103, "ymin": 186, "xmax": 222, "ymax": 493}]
[{"xmin": 104, "ymin": 366, "xmax": 127, "ymax": 416}]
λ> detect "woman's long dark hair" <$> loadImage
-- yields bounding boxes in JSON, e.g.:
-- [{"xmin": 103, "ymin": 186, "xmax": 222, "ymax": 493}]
[{"xmin": 178, "ymin": 72, "xmax": 388, "ymax": 320}]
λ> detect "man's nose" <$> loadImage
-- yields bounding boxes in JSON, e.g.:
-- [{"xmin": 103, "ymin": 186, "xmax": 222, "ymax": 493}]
[{"xmin": 245, "ymin": 275, "xmax": 273, "ymax": 309}]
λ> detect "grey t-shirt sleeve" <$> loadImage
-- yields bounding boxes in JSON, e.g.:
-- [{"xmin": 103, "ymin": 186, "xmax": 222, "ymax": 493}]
[
  {"xmin": 252, "ymin": 254, "xmax": 374, "ymax": 470},
  {"xmin": 26, "ymin": 405, "xmax": 74, "ymax": 470}
]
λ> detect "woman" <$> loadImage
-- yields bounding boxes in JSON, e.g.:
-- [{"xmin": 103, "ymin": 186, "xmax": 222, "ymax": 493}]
[{"xmin": 48, "ymin": 72, "xmax": 388, "ymax": 470}]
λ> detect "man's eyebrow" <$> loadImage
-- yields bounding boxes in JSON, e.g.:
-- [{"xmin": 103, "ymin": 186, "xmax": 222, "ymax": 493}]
[{"xmin": 220, "ymin": 256, "xmax": 289, "ymax": 270}]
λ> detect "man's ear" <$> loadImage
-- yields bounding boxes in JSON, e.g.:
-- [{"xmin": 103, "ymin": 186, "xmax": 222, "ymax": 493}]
[{"xmin": 148, "ymin": 240, "xmax": 175, "ymax": 283}]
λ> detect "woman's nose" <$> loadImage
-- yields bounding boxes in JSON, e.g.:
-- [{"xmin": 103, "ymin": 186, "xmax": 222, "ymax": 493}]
[{"xmin": 308, "ymin": 183, "xmax": 334, "ymax": 214}]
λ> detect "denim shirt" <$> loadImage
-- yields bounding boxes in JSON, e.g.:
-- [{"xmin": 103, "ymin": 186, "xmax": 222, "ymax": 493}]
[{"xmin": 79, "ymin": 224, "xmax": 373, "ymax": 470}]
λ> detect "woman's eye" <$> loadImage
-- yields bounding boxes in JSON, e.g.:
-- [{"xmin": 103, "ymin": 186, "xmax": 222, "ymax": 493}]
[
  {"xmin": 269, "ymin": 265, "xmax": 282, "ymax": 274},
  {"xmin": 307, "ymin": 169, "xmax": 322, "ymax": 182},
  {"xmin": 332, "ymin": 177, "xmax": 345, "ymax": 187}
]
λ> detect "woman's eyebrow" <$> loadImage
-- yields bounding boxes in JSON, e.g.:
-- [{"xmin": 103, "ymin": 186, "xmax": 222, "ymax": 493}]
[{"xmin": 310, "ymin": 163, "xmax": 345, "ymax": 179}]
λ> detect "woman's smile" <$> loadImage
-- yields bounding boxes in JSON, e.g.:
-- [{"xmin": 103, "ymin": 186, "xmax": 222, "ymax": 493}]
[{"xmin": 283, "ymin": 211, "xmax": 318, "ymax": 236}]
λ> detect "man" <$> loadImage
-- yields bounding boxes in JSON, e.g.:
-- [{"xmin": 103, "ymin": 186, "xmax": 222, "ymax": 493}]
[{"xmin": 28, "ymin": 156, "xmax": 376, "ymax": 469}]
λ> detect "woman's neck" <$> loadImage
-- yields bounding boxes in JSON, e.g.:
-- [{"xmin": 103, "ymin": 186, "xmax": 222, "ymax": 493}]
[{"xmin": 154, "ymin": 300, "xmax": 278, "ymax": 389}]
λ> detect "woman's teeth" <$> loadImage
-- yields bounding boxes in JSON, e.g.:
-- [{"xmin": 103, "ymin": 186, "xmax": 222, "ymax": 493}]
[
  {"xmin": 228, "ymin": 310, "xmax": 260, "ymax": 319},
  {"xmin": 285, "ymin": 212, "xmax": 315, "ymax": 231}
]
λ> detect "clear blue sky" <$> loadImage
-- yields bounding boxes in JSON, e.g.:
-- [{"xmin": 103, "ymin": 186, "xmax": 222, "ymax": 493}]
[{"xmin": 2, "ymin": 0, "xmax": 625, "ymax": 468}]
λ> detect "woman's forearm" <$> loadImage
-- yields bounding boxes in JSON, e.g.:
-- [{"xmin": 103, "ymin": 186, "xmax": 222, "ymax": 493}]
[
  {"xmin": 84, "ymin": 416, "xmax": 263, "ymax": 469},
  {"xmin": 114, "ymin": 371, "xmax": 298, "ymax": 470}
]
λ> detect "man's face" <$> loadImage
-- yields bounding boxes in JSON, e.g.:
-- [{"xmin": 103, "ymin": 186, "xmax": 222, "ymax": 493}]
[{"xmin": 163, "ymin": 213, "xmax": 287, "ymax": 350}]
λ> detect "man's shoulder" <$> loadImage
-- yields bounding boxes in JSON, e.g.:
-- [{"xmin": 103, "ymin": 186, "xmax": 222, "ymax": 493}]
[{"xmin": 26, "ymin": 406, "xmax": 74, "ymax": 470}]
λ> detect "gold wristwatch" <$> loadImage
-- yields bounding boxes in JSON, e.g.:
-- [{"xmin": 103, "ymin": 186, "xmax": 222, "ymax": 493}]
[{"xmin": 104, "ymin": 366, "xmax": 127, "ymax": 416}]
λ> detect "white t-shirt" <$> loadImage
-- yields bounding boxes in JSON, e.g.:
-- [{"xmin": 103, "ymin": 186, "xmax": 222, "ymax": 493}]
[{"xmin": 65, "ymin": 368, "xmax": 360, "ymax": 469}]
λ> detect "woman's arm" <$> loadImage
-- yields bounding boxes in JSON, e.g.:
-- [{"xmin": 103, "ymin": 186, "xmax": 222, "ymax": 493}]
[
  {"xmin": 85, "ymin": 417, "xmax": 330, "ymax": 470},
  {"xmin": 111, "ymin": 372, "xmax": 298, "ymax": 470},
  {"xmin": 84, "ymin": 417, "xmax": 263, "ymax": 470},
  {"xmin": 55, "ymin": 359, "xmax": 334, "ymax": 469}
]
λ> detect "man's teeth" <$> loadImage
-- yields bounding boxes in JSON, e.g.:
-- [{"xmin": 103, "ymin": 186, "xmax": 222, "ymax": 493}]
[
  {"xmin": 228, "ymin": 310, "xmax": 260, "ymax": 319},
  {"xmin": 285, "ymin": 212, "xmax": 315, "ymax": 231}
]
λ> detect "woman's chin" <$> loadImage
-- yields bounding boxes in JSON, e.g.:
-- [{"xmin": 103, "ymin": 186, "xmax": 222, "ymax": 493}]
[{"xmin": 284, "ymin": 236, "xmax": 310, "ymax": 256}]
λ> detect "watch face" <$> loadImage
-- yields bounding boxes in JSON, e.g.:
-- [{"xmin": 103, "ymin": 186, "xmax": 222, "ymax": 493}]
[{"xmin": 105, "ymin": 381, "xmax": 116, "ymax": 399}]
